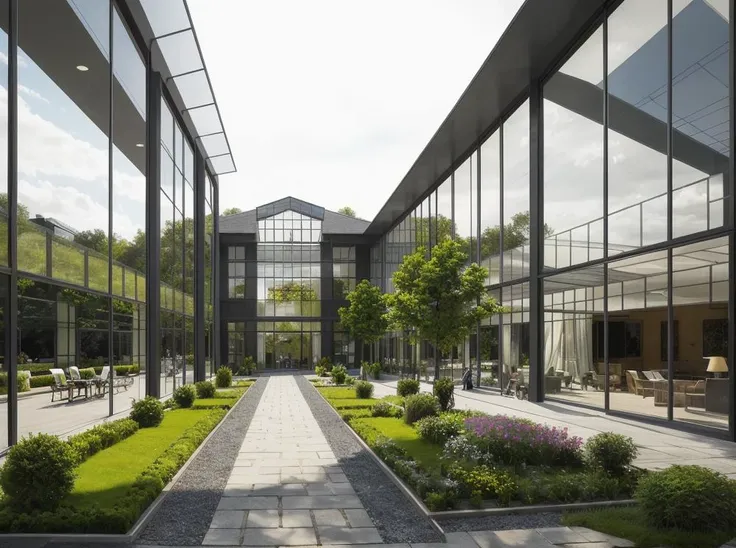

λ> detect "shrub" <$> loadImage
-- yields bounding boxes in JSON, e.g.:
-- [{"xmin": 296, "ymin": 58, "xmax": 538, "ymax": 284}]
[
  {"xmin": 480, "ymin": 375, "xmax": 496, "ymax": 386},
  {"xmin": 354, "ymin": 380, "xmax": 374, "ymax": 399},
  {"xmin": 372, "ymin": 401, "xmax": 403, "ymax": 418},
  {"xmin": 0, "ymin": 373, "xmax": 30, "ymax": 395},
  {"xmin": 67, "ymin": 418, "xmax": 139, "ymax": 463},
  {"xmin": 317, "ymin": 357, "xmax": 333, "ymax": 372},
  {"xmin": 404, "ymin": 393, "xmax": 440, "ymax": 424},
  {"xmin": 29, "ymin": 374, "xmax": 55, "ymax": 388},
  {"xmin": 447, "ymin": 463, "xmax": 517, "ymax": 506},
  {"xmin": 584, "ymin": 433, "xmax": 638, "ymax": 475},
  {"xmin": 195, "ymin": 381, "xmax": 216, "ymax": 399},
  {"xmin": 365, "ymin": 361, "xmax": 381, "ymax": 380},
  {"xmin": 315, "ymin": 365, "xmax": 327, "ymax": 377},
  {"xmin": 424, "ymin": 490, "xmax": 458, "ymax": 511},
  {"xmin": 130, "ymin": 396, "xmax": 164, "ymax": 428},
  {"xmin": 636, "ymin": 465, "xmax": 736, "ymax": 532},
  {"xmin": 397, "ymin": 378, "xmax": 420, "ymax": 397},
  {"xmin": 78, "ymin": 367, "xmax": 96, "ymax": 380},
  {"xmin": 433, "ymin": 378, "xmax": 455, "ymax": 411},
  {"xmin": 215, "ymin": 366, "xmax": 232, "ymax": 388},
  {"xmin": 415, "ymin": 412, "xmax": 465, "ymax": 445},
  {"xmin": 464, "ymin": 415, "xmax": 583, "ymax": 467},
  {"xmin": 331, "ymin": 364, "xmax": 348, "ymax": 385},
  {"xmin": 237, "ymin": 356, "xmax": 256, "ymax": 376},
  {"xmin": 345, "ymin": 375, "xmax": 355, "ymax": 386},
  {"xmin": 0, "ymin": 433, "xmax": 77, "ymax": 511},
  {"xmin": 173, "ymin": 384, "xmax": 197, "ymax": 408}
]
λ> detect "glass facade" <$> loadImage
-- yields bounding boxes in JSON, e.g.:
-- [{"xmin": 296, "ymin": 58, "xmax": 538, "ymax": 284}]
[
  {"xmin": 0, "ymin": 1, "xmax": 228, "ymax": 450},
  {"xmin": 369, "ymin": 0, "xmax": 734, "ymax": 436}
]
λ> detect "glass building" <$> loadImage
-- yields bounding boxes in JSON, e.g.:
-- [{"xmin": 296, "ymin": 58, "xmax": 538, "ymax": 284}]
[
  {"xmin": 220, "ymin": 197, "xmax": 370, "ymax": 370},
  {"xmin": 0, "ymin": 0, "xmax": 234, "ymax": 451},
  {"xmin": 223, "ymin": 0, "xmax": 736, "ymax": 441}
]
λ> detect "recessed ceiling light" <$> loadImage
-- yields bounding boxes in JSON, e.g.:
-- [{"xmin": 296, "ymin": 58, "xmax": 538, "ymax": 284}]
[
  {"xmin": 76, "ymin": 65, "xmax": 89, "ymax": 72},
  {"xmin": 135, "ymin": 143, "xmax": 144, "ymax": 148}
]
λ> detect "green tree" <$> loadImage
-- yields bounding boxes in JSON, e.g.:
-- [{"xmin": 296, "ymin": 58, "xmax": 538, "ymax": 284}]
[
  {"xmin": 387, "ymin": 239, "xmax": 504, "ymax": 380},
  {"xmin": 338, "ymin": 280, "xmax": 388, "ymax": 366},
  {"xmin": 223, "ymin": 207, "xmax": 242, "ymax": 216},
  {"xmin": 74, "ymin": 229, "xmax": 110, "ymax": 255},
  {"xmin": 337, "ymin": 206, "xmax": 357, "ymax": 218}
]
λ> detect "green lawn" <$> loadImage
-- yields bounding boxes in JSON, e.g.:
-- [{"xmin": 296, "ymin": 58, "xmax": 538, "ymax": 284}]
[
  {"xmin": 318, "ymin": 387, "xmax": 359, "ymax": 400},
  {"xmin": 562, "ymin": 507, "xmax": 735, "ymax": 548},
  {"xmin": 68, "ymin": 409, "xmax": 208, "ymax": 509},
  {"xmin": 350, "ymin": 417, "xmax": 443, "ymax": 474},
  {"xmin": 381, "ymin": 395, "xmax": 405, "ymax": 406},
  {"xmin": 328, "ymin": 398, "xmax": 375, "ymax": 409},
  {"xmin": 192, "ymin": 397, "xmax": 237, "ymax": 408}
]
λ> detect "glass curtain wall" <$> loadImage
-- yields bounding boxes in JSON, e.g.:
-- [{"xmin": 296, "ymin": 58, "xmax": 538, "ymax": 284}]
[
  {"xmin": 159, "ymin": 97, "xmax": 195, "ymax": 394},
  {"xmin": 541, "ymin": 0, "xmax": 731, "ymax": 432},
  {"xmin": 205, "ymin": 175, "xmax": 214, "ymax": 377}
]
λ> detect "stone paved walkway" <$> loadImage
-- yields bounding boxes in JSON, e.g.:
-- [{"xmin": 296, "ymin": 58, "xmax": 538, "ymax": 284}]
[{"xmin": 203, "ymin": 376, "xmax": 382, "ymax": 546}]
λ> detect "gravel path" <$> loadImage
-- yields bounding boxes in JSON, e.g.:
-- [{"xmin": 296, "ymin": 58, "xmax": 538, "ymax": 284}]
[
  {"xmin": 439, "ymin": 512, "xmax": 562, "ymax": 532},
  {"xmin": 295, "ymin": 376, "xmax": 443, "ymax": 544},
  {"xmin": 136, "ymin": 378, "xmax": 267, "ymax": 546}
]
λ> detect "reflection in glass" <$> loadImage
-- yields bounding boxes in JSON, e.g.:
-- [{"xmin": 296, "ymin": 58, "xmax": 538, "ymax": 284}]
[
  {"xmin": 480, "ymin": 130, "xmax": 501, "ymax": 285},
  {"xmin": 502, "ymin": 101, "xmax": 530, "ymax": 281},
  {"xmin": 544, "ymin": 27, "xmax": 604, "ymax": 270}
]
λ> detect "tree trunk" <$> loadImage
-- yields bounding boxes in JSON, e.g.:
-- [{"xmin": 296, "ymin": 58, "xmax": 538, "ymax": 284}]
[{"xmin": 434, "ymin": 336, "xmax": 440, "ymax": 381}]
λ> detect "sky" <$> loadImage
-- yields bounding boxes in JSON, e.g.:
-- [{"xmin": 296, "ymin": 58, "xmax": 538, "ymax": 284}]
[{"xmin": 187, "ymin": 0, "xmax": 526, "ymax": 221}]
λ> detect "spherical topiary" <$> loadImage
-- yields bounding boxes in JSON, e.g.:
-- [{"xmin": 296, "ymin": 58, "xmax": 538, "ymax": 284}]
[
  {"xmin": 216, "ymin": 366, "xmax": 232, "ymax": 388},
  {"xmin": 584, "ymin": 433, "xmax": 637, "ymax": 475},
  {"xmin": 372, "ymin": 400, "xmax": 402, "ymax": 418},
  {"xmin": 397, "ymin": 378, "xmax": 420, "ymax": 397},
  {"xmin": 0, "ymin": 433, "xmax": 77, "ymax": 511},
  {"xmin": 195, "ymin": 380, "xmax": 216, "ymax": 399},
  {"xmin": 404, "ymin": 393, "xmax": 440, "ymax": 424},
  {"xmin": 354, "ymin": 380, "xmax": 374, "ymax": 399},
  {"xmin": 636, "ymin": 465, "xmax": 736, "ymax": 531},
  {"xmin": 130, "ymin": 396, "xmax": 165, "ymax": 428},
  {"xmin": 173, "ymin": 384, "xmax": 197, "ymax": 408}
]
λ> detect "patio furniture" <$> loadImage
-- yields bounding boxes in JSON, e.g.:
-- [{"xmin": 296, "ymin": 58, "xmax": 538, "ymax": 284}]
[
  {"xmin": 49, "ymin": 368, "xmax": 73, "ymax": 403},
  {"xmin": 705, "ymin": 378, "xmax": 729, "ymax": 414},
  {"xmin": 626, "ymin": 370, "xmax": 654, "ymax": 397},
  {"xmin": 653, "ymin": 379, "xmax": 693, "ymax": 407},
  {"xmin": 94, "ymin": 366, "xmax": 110, "ymax": 396},
  {"xmin": 68, "ymin": 366, "xmax": 94, "ymax": 400},
  {"xmin": 555, "ymin": 370, "xmax": 572, "ymax": 388},
  {"xmin": 545, "ymin": 375, "xmax": 562, "ymax": 394},
  {"xmin": 684, "ymin": 380, "xmax": 705, "ymax": 410}
]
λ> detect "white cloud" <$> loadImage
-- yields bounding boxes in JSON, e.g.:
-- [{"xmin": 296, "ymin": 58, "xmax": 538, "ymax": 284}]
[{"xmin": 18, "ymin": 85, "xmax": 48, "ymax": 104}]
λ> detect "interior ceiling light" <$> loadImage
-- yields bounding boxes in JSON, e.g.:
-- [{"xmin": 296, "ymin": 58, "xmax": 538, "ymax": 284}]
[
  {"xmin": 76, "ymin": 65, "xmax": 89, "ymax": 72},
  {"xmin": 135, "ymin": 143, "xmax": 144, "ymax": 148}
]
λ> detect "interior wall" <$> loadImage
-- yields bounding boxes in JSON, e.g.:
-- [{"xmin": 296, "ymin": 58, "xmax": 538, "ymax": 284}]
[{"xmin": 596, "ymin": 302, "xmax": 728, "ymax": 374}]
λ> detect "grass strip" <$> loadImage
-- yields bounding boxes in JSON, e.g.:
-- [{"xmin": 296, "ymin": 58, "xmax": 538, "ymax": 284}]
[{"xmin": 562, "ymin": 507, "xmax": 735, "ymax": 548}]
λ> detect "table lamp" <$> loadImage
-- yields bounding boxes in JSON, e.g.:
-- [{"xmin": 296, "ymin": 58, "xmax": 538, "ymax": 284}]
[{"xmin": 706, "ymin": 356, "xmax": 728, "ymax": 378}]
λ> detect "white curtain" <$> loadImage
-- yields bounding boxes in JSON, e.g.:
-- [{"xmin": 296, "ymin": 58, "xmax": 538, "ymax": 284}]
[
  {"xmin": 502, "ymin": 323, "xmax": 520, "ymax": 376},
  {"xmin": 544, "ymin": 317, "xmax": 563, "ymax": 375},
  {"xmin": 572, "ymin": 316, "xmax": 592, "ymax": 381}
]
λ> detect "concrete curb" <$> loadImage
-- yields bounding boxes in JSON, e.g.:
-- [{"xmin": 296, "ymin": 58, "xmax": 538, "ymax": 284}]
[
  {"xmin": 311, "ymin": 384, "xmax": 446, "ymax": 540},
  {"xmin": 429, "ymin": 498, "xmax": 637, "ymax": 520},
  {"xmin": 0, "ymin": 381, "xmax": 260, "ymax": 545}
]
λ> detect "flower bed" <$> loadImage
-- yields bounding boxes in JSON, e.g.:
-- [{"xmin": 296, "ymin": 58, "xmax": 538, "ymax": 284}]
[{"xmin": 317, "ymin": 384, "xmax": 641, "ymax": 512}]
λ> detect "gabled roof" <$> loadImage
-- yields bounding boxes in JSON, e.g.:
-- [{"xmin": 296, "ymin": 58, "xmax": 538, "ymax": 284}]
[{"xmin": 220, "ymin": 197, "xmax": 370, "ymax": 235}]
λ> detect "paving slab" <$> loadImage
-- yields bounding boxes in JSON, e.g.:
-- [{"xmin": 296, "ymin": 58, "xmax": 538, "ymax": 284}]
[{"xmin": 203, "ymin": 376, "xmax": 379, "ymax": 545}]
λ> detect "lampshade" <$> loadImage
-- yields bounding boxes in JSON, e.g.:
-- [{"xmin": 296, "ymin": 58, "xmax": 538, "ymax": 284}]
[{"xmin": 706, "ymin": 356, "xmax": 728, "ymax": 373}]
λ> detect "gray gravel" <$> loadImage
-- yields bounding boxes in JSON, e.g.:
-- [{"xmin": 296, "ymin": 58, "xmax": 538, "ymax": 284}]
[
  {"xmin": 439, "ymin": 512, "xmax": 562, "ymax": 532},
  {"xmin": 135, "ymin": 378, "xmax": 267, "ymax": 546},
  {"xmin": 295, "ymin": 375, "xmax": 443, "ymax": 544}
]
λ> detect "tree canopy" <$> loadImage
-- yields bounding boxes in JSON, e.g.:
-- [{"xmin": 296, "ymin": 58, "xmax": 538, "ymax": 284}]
[
  {"xmin": 387, "ymin": 238, "xmax": 504, "ymax": 379},
  {"xmin": 338, "ymin": 280, "xmax": 388, "ymax": 363},
  {"xmin": 223, "ymin": 207, "xmax": 243, "ymax": 216},
  {"xmin": 337, "ymin": 206, "xmax": 357, "ymax": 218}
]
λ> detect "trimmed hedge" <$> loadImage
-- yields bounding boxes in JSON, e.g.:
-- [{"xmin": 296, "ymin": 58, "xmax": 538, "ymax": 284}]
[
  {"xmin": 0, "ymin": 373, "xmax": 30, "ymax": 395},
  {"xmin": 15, "ymin": 364, "xmax": 140, "ymax": 378},
  {"xmin": 30, "ymin": 375, "xmax": 55, "ymax": 389},
  {"xmin": 78, "ymin": 368, "xmax": 96, "ymax": 380},
  {"xmin": 67, "ymin": 419, "xmax": 139, "ymax": 464},
  {"xmin": 0, "ymin": 409, "xmax": 227, "ymax": 533}
]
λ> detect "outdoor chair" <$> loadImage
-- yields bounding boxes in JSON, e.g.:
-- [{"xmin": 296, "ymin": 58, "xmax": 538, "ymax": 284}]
[
  {"xmin": 94, "ymin": 366, "xmax": 110, "ymax": 396},
  {"xmin": 627, "ymin": 370, "xmax": 654, "ymax": 397},
  {"xmin": 68, "ymin": 366, "xmax": 94, "ymax": 400},
  {"xmin": 49, "ymin": 368, "xmax": 73, "ymax": 403}
]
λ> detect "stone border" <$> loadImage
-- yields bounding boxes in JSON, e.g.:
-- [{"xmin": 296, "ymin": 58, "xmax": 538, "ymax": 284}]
[
  {"xmin": 0, "ymin": 380, "xmax": 265, "ymax": 546},
  {"xmin": 314, "ymin": 383, "xmax": 640, "ymax": 523}
]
